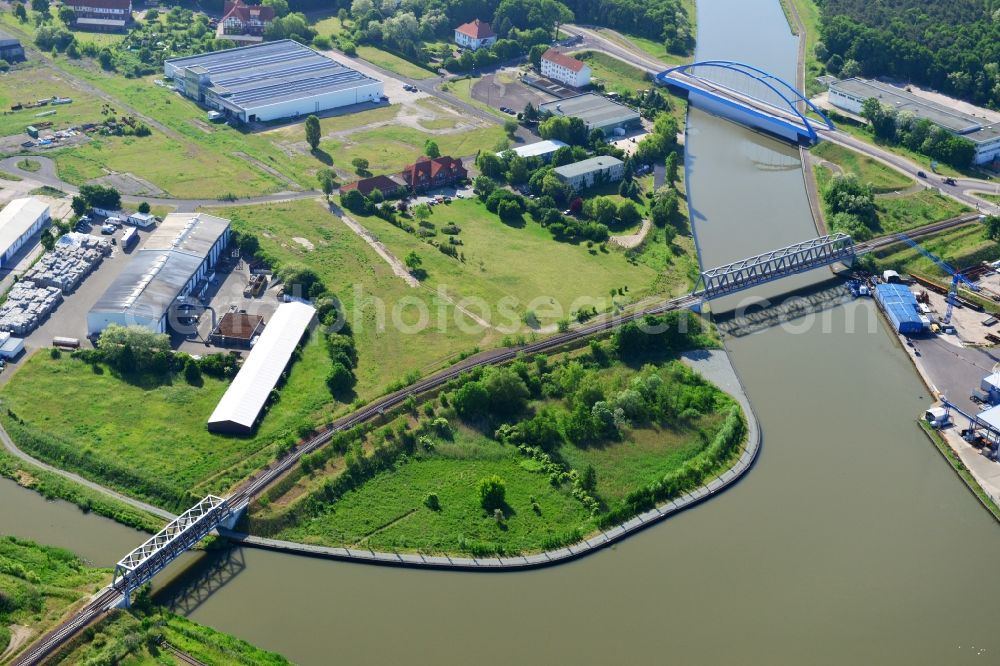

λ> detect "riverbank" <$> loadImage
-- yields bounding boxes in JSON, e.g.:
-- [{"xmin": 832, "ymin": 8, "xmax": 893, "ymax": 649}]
[{"xmin": 226, "ymin": 349, "xmax": 760, "ymax": 569}]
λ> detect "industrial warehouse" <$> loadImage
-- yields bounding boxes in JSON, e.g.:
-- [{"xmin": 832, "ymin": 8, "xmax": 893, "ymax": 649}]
[
  {"xmin": 164, "ymin": 39, "xmax": 384, "ymax": 123},
  {"xmin": 0, "ymin": 197, "xmax": 50, "ymax": 270},
  {"xmin": 207, "ymin": 300, "xmax": 316, "ymax": 434},
  {"xmin": 539, "ymin": 93, "xmax": 642, "ymax": 137},
  {"xmin": 86, "ymin": 212, "xmax": 231, "ymax": 336}
]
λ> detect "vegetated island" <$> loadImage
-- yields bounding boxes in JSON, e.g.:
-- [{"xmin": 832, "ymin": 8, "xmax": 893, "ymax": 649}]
[{"xmin": 249, "ymin": 311, "xmax": 748, "ymax": 557}]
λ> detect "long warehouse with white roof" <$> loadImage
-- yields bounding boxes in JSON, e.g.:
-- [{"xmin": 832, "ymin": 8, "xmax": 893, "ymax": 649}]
[
  {"xmin": 164, "ymin": 39, "xmax": 383, "ymax": 123},
  {"xmin": 87, "ymin": 212, "xmax": 231, "ymax": 336},
  {"xmin": 0, "ymin": 197, "xmax": 50, "ymax": 269},
  {"xmin": 207, "ymin": 300, "xmax": 316, "ymax": 434}
]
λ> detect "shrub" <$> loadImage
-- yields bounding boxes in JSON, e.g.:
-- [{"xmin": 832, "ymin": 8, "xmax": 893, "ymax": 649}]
[
  {"xmin": 478, "ymin": 474, "xmax": 506, "ymax": 511},
  {"xmin": 424, "ymin": 493, "xmax": 440, "ymax": 511}
]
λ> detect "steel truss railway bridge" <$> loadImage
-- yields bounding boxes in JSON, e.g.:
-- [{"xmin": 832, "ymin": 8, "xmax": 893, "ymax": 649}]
[{"xmin": 13, "ymin": 232, "xmax": 859, "ymax": 666}]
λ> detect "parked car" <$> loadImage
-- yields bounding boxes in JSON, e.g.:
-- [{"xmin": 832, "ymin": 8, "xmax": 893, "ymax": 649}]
[
  {"xmin": 100, "ymin": 224, "xmax": 115, "ymax": 234},
  {"xmin": 944, "ymin": 177, "xmax": 958, "ymax": 186},
  {"xmin": 917, "ymin": 171, "xmax": 926, "ymax": 178}
]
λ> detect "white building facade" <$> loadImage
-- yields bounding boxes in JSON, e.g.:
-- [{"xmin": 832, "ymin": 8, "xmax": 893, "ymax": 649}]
[
  {"xmin": 0, "ymin": 198, "xmax": 50, "ymax": 269},
  {"xmin": 554, "ymin": 156, "xmax": 624, "ymax": 190},
  {"xmin": 454, "ymin": 19, "xmax": 497, "ymax": 50},
  {"xmin": 541, "ymin": 49, "xmax": 591, "ymax": 88}
]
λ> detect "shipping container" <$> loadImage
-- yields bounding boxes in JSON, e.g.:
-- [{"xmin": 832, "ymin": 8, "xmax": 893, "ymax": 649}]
[{"xmin": 121, "ymin": 227, "xmax": 139, "ymax": 251}]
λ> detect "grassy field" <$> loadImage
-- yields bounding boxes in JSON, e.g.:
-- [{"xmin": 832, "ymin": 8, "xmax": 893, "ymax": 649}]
[
  {"xmin": 351, "ymin": 197, "xmax": 693, "ymax": 327},
  {"xmin": 0, "ymin": 64, "xmax": 108, "ymax": 138},
  {"xmin": 56, "ymin": 609, "xmax": 290, "ymax": 665},
  {"xmin": 313, "ymin": 14, "xmax": 347, "ymax": 38},
  {"xmin": 440, "ymin": 76, "xmax": 509, "ymax": 120},
  {"xmin": 262, "ymin": 347, "xmax": 741, "ymax": 556},
  {"xmin": 589, "ymin": 27, "xmax": 691, "ymax": 68},
  {"xmin": 318, "ymin": 124, "xmax": 505, "ymax": 176},
  {"xmin": 356, "ymin": 45, "xmax": 436, "ymax": 79},
  {"xmin": 214, "ymin": 199, "xmax": 492, "ymax": 398},
  {"xmin": 0, "ymin": 336, "xmax": 336, "ymax": 509},
  {"xmin": 814, "ymin": 162, "xmax": 969, "ymax": 235},
  {"xmin": 867, "ymin": 223, "xmax": 1000, "ymax": 278},
  {"xmin": 0, "ymin": 536, "xmax": 108, "ymax": 662},
  {"xmin": 811, "ymin": 142, "xmax": 914, "ymax": 193},
  {"xmin": 575, "ymin": 51, "xmax": 651, "ymax": 95},
  {"xmin": 979, "ymin": 192, "xmax": 1000, "ymax": 205},
  {"xmin": 780, "ymin": 0, "xmax": 825, "ymax": 95}
]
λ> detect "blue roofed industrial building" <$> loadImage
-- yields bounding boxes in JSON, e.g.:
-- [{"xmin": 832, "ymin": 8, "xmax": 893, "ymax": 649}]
[
  {"xmin": 164, "ymin": 40, "xmax": 383, "ymax": 123},
  {"xmin": 874, "ymin": 283, "xmax": 926, "ymax": 335}
]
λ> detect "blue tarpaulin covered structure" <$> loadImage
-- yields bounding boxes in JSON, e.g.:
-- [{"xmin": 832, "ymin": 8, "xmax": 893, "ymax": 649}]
[{"xmin": 875, "ymin": 283, "xmax": 925, "ymax": 335}]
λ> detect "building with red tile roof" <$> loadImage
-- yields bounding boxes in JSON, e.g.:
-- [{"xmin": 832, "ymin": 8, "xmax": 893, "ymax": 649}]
[
  {"xmin": 217, "ymin": 0, "xmax": 275, "ymax": 43},
  {"xmin": 400, "ymin": 156, "xmax": 468, "ymax": 191},
  {"xmin": 454, "ymin": 19, "xmax": 497, "ymax": 50},
  {"xmin": 340, "ymin": 174, "xmax": 406, "ymax": 198},
  {"xmin": 541, "ymin": 49, "xmax": 591, "ymax": 88}
]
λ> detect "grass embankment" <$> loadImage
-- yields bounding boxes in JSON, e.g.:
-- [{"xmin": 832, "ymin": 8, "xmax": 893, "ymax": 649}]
[
  {"xmin": 0, "ymin": 338, "xmax": 336, "ymax": 511},
  {"xmin": 813, "ymin": 144, "xmax": 971, "ymax": 235},
  {"xmin": 251, "ymin": 325, "xmax": 746, "ymax": 557},
  {"xmin": 979, "ymin": 192, "xmax": 1000, "ymax": 206},
  {"xmin": 355, "ymin": 45, "xmax": 436, "ymax": 79},
  {"xmin": 778, "ymin": 0, "xmax": 824, "ymax": 96},
  {"xmin": 54, "ymin": 608, "xmax": 291, "ymax": 665},
  {"xmin": 349, "ymin": 197, "xmax": 696, "ymax": 328},
  {"xmin": 585, "ymin": 27, "xmax": 691, "ymax": 68},
  {"xmin": 439, "ymin": 76, "xmax": 509, "ymax": 120},
  {"xmin": 920, "ymin": 422, "xmax": 1000, "ymax": 523},
  {"xmin": 215, "ymin": 199, "xmax": 491, "ymax": 399},
  {"xmin": 0, "ymin": 536, "xmax": 108, "ymax": 662},
  {"xmin": 574, "ymin": 51, "xmax": 651, "ymax": 95},
  {"xmin": 0, "ymin": 450, "xmax": 163, "ymax": 532},
  {"xmin": 866, "ymin": 224, "xmax": 1000, "ymax": 279}
]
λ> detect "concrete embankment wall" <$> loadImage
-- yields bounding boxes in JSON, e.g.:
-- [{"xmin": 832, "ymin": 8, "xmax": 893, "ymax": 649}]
[{"xmin": 223, "ymin": 350, "xmax": 762, "ymax": 571}]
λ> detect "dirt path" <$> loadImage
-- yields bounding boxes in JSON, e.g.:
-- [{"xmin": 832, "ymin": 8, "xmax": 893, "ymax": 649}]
[
  {"xmin": 1, "ymin": 624, "xmax": 33, "ymax": 662},
  {"xmin": 610, "ymin": 219, "xmax": 652, "ymax": 249},
  {"xmin": 325, "ymin": 202, "xmax": 420, "ymax": 288}
]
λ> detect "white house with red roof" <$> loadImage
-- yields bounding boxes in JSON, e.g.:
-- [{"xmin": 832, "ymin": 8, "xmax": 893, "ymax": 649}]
[
  {"xmin": 540, "ymin": 48, "xmax": 591, "ymax": 88},
  {"xmin": 454, "ymin": 19, "xmax": 496, "ymax": 50}
]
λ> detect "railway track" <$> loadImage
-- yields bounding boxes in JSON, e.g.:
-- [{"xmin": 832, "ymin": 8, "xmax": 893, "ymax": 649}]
[{"xmin": 12, "ymin": 212, "xmax": 978, "ymax": 666}]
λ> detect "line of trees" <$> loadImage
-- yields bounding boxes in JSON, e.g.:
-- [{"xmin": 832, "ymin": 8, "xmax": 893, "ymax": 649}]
[{"xmin": 859, "ymin": 98, "xmax": 977, "ymax": 168}]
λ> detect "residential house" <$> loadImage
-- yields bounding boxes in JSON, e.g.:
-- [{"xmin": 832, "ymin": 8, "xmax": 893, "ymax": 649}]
[
  {"xmin": 64, "ymin": 0, "xmax": 132, "ymax": 31},
  {"xmin": 216, "ymin": 0, "xmax": 275, "ymax": 44},
  {"xmin": 540, "ymin": 49, "xmax": 591, "ymax": 88},
  {"xmin": 454, "ymin": 19, "xmax": 496, "ymax": 51},
  {"xmin": 401, "ymin": 156, "xmax": 468, "ymax": 191},
  {"xmin": 340, "ymin": 174, "xmax": 406, "ymax": 198}
]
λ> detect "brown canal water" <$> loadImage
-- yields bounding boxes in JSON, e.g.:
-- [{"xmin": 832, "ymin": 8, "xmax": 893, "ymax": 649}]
[{"xmin": 4, "ymin": 0, "xmax": 1000, "ymax": 663}]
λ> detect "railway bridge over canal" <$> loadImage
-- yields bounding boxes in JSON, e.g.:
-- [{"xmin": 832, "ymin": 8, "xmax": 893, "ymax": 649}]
[
  {"xmin": 13, "ymin": 232, "xmax": 857, "ymax": 665},
  {"xmin": 656, "ymin": 60, "xmax": 835, "ymax": 144}
]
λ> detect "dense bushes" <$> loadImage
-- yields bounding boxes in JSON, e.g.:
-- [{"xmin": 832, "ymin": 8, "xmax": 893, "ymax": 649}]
[{"xmin": 858, "ymin": 98, "xmax": 977, "ymax": 168}]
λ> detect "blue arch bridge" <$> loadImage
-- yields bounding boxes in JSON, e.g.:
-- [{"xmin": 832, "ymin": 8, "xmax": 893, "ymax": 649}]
[{"xmin": 655, "ymin": 60, "xmax": 835, "ymax": 145}]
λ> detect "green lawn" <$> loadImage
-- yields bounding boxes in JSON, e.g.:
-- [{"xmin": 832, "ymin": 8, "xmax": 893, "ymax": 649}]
[
  {"xmin": 259, "ymin": 346, "xmax": 742, "ymax": 556},
  {"xmin": 440, "ymin": 76, "xmax": 509, "ymax": 120},
  {"xmin": 814, "ymin": 162, "xmax": 970, "ymax": 236},
  {"xmin": 319, "ymin": 124, "xmax": 505, "ymax": 176},
  {"xmin": 351, "ymin": 197, "xmax": 690, "ymax": 327},
  {"xmin": 978, "ymin": 192, "xmax": 1000, "ymax": 205},
  {"xmin": 214, "ymin": 199, "xmax": 491, "ymax": 398},
  {"xmin": 0, "ymin": 63, "xmax": 108, "ymax": 138},
  {"xmin": 0, "ymin": 338, "xmax": 336, "ymax": 510},
  {"xmin": 356, "ymin": 45, "xmax": 436, "ymax": 79},
  {"xmin": 0, "ymin": 536, "xmax": 109, "ymax": 661},
  {"xmin": 574, "ymin": 51, "xmax": 650, "ymax": 95},
  {"xmin": 867, "ymin": 223, "xmax": 1000, "ymax": 280},
  {"xmin": 812, "ymin": 142, "xmax": 914, "ymax": 193},
  {"xmin": 588, "ymin": 27, "xmax": 691, "ymax": 68},
  {"xmin": 57, "ymin": 609, "xmax": 291, "ymax": 666},
  {"xmin": 312, "ymin": 14, "xmax": 347, "ymax": 38}
]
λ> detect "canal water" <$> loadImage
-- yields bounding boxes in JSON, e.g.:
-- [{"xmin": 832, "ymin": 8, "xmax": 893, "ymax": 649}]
[{"xmin": 5, "ymin": 0, "xmax": 1000, "ymax": 663}]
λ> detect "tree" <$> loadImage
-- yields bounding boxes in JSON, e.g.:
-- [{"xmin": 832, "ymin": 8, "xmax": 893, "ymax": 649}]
[
  {"xmin": 262, "ymin": 0, "xmax": 289, "ymax": 17},
  {"xmin": 317, "ymin": 169, "xmax": 336, "ymax": 200},
  {"xmin": 583, "ymin": 196, "xmax": 617, "ymax": 225},
  {"xmin": 57, "ymin": 5, "xmax": 74, "ymax": 24},
  {"xmin": 351, "ymin": 157, "xmax": 369, "ymax": 175},
  {"xmin": 326, "ymin": 362, "xmax": 354, "ymax": 394},
  {"xmin": 404, "ymin": 251, "xmax": 422, "ymax": 272},
  {"xmin": 71, "ymin": 195, "xmax": 87, "ymax": 217},
  {"xmin": 497, "ymin": 199, "xmax": 521, "ymax": 222},
  {"xmin": 473, "ymin": 175, "xmax": 496, "ymax": 199},
  {"xmin": 30, "ymin": 0, "xmax": 46, "ymax": 13},
  {"xmin": 618, "ymin": 200, "xmax": 641, "ymax": 226},
  {"xmin": 183, "ymin": 358, "xmax": 202, "ymax": 384},
  {"xmin": 984, "ymin": 215, "xmax": 1000, "ymax": 242},
  {"xmin": 424, "ymin": 139, "xmax": 440, "ymax": 158},
  {"xmin": 137, "ymin": 201, "xmax": 150, "ymax": 214},
  {"xmin": 78, "ymin": 184, "xmax": 120, "ymax": 210},
  {"xmin": 413, "ymin": 203, "xmax": 431, "ymax": 221},
  {"xmin": 529, "ymin": 43, "xmax": 547, "ymax": 69},
  {"xmin": 664, "ymin": 151, "xmax": 679, "ymax": 187},
  {"xmin": 96, "ymin": 324, "xmax": 171, "ymax": 374},
  {"xmin": 481, "ymin": 367, "xmax": 529, "ymax": 416},
  {"xmin": 40, "ymin": 229, "xmax": 55, "ymax": 251},
  {"xmin": 13, "ymin": 2, "xmax": 27, "ymax": 21},
  {"xmin": 478, "ymin": 475, "xmax": 506, "ymax": 511},
  {"xmin": 475, "ymin": 152, "xmax": 505, "ymax": 180},
  {"xmin": 304, "ymin": 114, "xmax": 321, "ymax": 150},
  {"xmin": 503, "ymin": 119, "xmax": 518, "ymax": 138}
]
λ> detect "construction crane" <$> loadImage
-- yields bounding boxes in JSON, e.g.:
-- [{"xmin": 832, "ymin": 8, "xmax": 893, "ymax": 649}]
[{"xmin": 899, "ymin": 234, "xmax": 980, "ymax": 324}]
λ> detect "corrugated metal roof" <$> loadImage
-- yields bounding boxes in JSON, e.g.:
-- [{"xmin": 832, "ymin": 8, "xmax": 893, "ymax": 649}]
[
  {"xmin": 874, "ymin": 283, "xmax": 924, "ymax": 333},
  {"xmin": 498, "ymin": 139, "xmax": 568, "ymax": 159},
  {"xmin": 207, "ymin": 301, "xmax": 316, "ymax": 433},
  {"xmin": 539, "ymin": 93, "xmax": 640, "ymax": 130},
  {"xmin": 0, "ymin": 198, "xmax": 49, "ymax": 257},
  {"xmin": 142, "ymin": 212, "xmax": 229, "ymax": 258}
]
